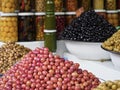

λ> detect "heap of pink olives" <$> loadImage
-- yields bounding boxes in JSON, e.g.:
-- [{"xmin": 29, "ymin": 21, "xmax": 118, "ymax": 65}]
[{"xmin": 0, "ymin": 47, "xmax": 100, "ymax": 90}]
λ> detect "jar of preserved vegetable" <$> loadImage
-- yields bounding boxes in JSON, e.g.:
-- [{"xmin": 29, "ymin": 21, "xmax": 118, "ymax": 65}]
[
  {"xmin": 54, "ymin": 0, "xmax": 63, "ymax": 12},
  {"xmin": 0, "ymin": 13, "xmax": 18, "ymax": 42},
  {"xmin": 44, "ymin": 30, "xmax": 57, "ymax": 52},
  {"xmin": 107, "ymin": 10, "xmax": 119, "ymax": 27},
  {"xmin": 18, "ymin": 13, "xmax": 36, "ymax": 41},
  {"xmin": 1, "ymin": 0, "xmax": 16, "ymax": 13},
  {"xmin": 118, "ymin": 10, "xmax": 120, "ymax": 26},
  {"xmin": 81, "ymin": 0, "xmax": 91, "ymax": 11},
  {"xmin": 35, "ymin": 13, "xmax": 45, "ymax": 41},
  {"xmin": 19, "ymin": 0, "xmax": 35, "ymax": 12},
  {"xmin": 93, "ymin": 0, "xmax": 104, "ymax": 9},
  {"xmin": 106, "ymin": 0, "xmax": 116, "ymax": 10},
  {"xmin": 95, "ymin": 10, "xmax": 107, "ymax": 19},
  {"xmin": 65, "ymin": 12, "xmax": 76, "ymax": 26},
  {"xmin": 55, "ymin": 12, "xmax": 65, "ymax": 38},
  {"xmin": 117, "ymin": 0, "xmax": 120, "ymax": 9},
  {"xmin": 44, "ymin": 14, "xmax": 56, "ymax": 30},
  {"xmin": 66, "ymin": 0, "xmax": 78, "ymax": 12},
  {"xmin": 0, "ymin": 0, "xmax": 1, "ymax": 11},
  {"xmin": 35, "ymin": 0, "xmax": 45, "ymax": 12}
]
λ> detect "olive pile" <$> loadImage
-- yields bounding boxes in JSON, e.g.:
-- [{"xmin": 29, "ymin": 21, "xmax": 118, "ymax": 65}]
[
  {"xmin": 93, "ymin": 80, "xmax": 120, "ymax": 90},
  {"xmin": 0, "ymin": 42, "xmax": 31, "ymax": 74},
  {"xmin": 102, "ymin": 30, "xmax": 120, "ymax": 52},
  {"xmin": 0, "ymin": 47, "xmax": 100, "ymax": 90},
  {"xmin": 59, "ymin": 10, "xmax": 117, "ymax": 42}
]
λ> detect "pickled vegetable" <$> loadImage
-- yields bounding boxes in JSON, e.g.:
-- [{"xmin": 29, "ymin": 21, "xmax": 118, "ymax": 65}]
[
  {"xmin": 35, "ymin": 13, "xmax": 44, "ymax": 40},
  {"xmin": 0, "ymin": 14, "xmax": 18, "ymax": 43},
  {"xmin": 44, "ymin": 31, "xmax": 57, "ymax": 52},
  {"xmin": 2, "ymin": 0, "xmax": 16, "ymax": 13},
  {"xmin": 93, "ymin": 0, "xmax": 104, "ymax": 9},
  {"xmin": 35, "ymin": 0, "xmax": 45, "ymax": 12},
  {"xmin": 66, "ymin": 0, "xmax": 78, "ymax": 11},
  {"xmin": 18, "ymin": 13, "xmax": 36, "ymax": 41},
  {"xmin": 54, "ymin": 0, "xmax": 63, "ymax": 12},
  {"xmin": 106, "ymin": 0, "xmax": 116, "ymax": 10}
]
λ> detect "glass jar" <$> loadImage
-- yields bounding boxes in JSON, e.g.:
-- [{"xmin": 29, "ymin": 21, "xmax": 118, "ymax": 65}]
[
  {"xmin": 66, "ymin": 0, "xmax": 78, "ymax": 12},
  {"xmin": 18, "ymin": 13, "xmax": 36, "ymax": 41},
  {"xmin": 118, "ymin": 10, "xmax": 120, "ymax": 26},
  {"xmin": 0, "ymin": 0, "xmax": 1, "ymax": 11},
  {"xmin": 95, "ymin": 10, "xmax": 107, "ymax": 19},
  {"xmin": 35, "ymin": 13, "xmax": 45, "ymax": 41},
  {"xmin": 45, "ymin": 14, "xmax": 56, "ymax": 30},
  {"xmin": 106, "ymin": 0, "xmax": 116, "ymax": 10},
  {"xmin": 2, "ymin": 0, "xmax": 16, "ymax": 13},
  {"xmin": 107, "ymin": 10, "xmax": 119, "ymax": 27},
  {"xmin": 55, "ymin": 12, "xmax": 65, "ymax": 38},
  {"xmin": 44, "ymin": 30, "xmax": 57, "ymax": 52},
  {"xmin": 19, "ymin": 0, "xmax": 34, "ymax": 12},
  {"xmin": 35, "ymin": 0, "xmax": 45, "ymax": 12},
  {"xmin": 81, "ymin": 0, "xmax": 91, "ymax": 11},
  {"xmin": 56, "ymin": 13, "xmax": 65, "ymax": 35},
  {"xmin": 0, "ymin": 13, "xmax": 18, "ymax": 43},
  {"xmin": 117, "ymin": 0, "xmax": 120, "ymax": 9},
  {"xmin": 65, "ymin": 12, "xmax": 76, "ymax": 26},
  {"xmin": 54, "ymin": 0, "xmax": 63, "ymax": 12},
  {"xmin": 93, "ymin": 0, "xmax": 104, "ymax": 9}
]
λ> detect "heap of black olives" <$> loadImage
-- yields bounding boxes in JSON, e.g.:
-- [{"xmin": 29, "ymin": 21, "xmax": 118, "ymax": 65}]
[{"xmin": 59, "ymin": 10, "xmax": 117, "ymax": 42}]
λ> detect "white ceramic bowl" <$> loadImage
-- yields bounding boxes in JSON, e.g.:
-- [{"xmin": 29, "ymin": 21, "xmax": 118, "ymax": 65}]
[
  {"xmin": 110, "ymin": 53, "xmax": 120, "ymax": 71},
  {"xmin": 65, "ymin": 40, "xmax": 110, "ymax": 60}
]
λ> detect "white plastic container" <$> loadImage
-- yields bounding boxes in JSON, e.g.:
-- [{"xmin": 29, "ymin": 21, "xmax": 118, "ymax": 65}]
[
  {"xmin": 65, "ymin": 41, "xmax": 110, "ymax": 60},
  {"xmin": 110, "ymin": 53, "xmax": 120, "ymax": 71}
]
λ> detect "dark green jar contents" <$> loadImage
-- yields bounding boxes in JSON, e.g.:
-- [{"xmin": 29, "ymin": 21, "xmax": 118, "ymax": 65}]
[
  {"xmin": 45, "ymin": 14, "xmax": 56, "ymax": 29},
  {"xmin": 45, "ymin": 0, "xmax": 55, "ymax": 12},
  {"xmin": 44, "ymin": 32, "xmax": 56, "ymax": 52}
]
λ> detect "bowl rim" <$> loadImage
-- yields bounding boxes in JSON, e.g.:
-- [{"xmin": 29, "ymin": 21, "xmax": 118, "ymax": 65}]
[
  {"xmin": 64, "ymin": 40, "xmax": 102, "ymax": 44},
  {"xmin": 101, "ymin": 45, "xmax": 120, "ymax": 55}
]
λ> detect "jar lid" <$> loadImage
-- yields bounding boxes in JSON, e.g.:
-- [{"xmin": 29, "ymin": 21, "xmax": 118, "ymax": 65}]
[
  {"xmin": 18, "ymin": 13, "xmax": 34, "ymax": 16},
  {"xmin": 65, "ymin": 12, "xmax": 76, "ymax": 15},
  {"xmin": 1, "ymin": 13, "xmax": 17, "ymax": 16},
  {"xmin": 35, "ymin": 12, "xmax": 45, "ymax": 16},
  {"xmin": 55, "ymin": 12, "xmax": 65, "ymax": 15},
  {"xmin": 94, "ymin": 9, "xmax": 106, "ymax": 12},
  {"xmin": 106, "ymin": 10, "xmax": 118, "ymax": 13}
]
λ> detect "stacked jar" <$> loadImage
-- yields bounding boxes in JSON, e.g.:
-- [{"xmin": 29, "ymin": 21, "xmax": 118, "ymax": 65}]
[
  {"xmin": 18, "ymin": 13, "xmax": 36, "ymax": 41},
  {"xmin": 0, "ymin": 13, "xmax": 18, "ymax": 42},
  {"xmin": 0, "ymin": 0, "xmax": 1, "ymax": 11},
  {"xmin": 54, "ymin": 0, "xmax": 63, "ymax": 12},
  {"xmin": 0, "ymin": 0, "xmax": 18, "ymax": 43},
  {"xmin": 66, "ymin": 0, "xmax": 78, "ymax": 12},
  {"xmin": 1, "ymin": 0, "xmax": 16, "ymax": 13},
  {"xmin": 81, "ymin": 0, "xmax": 91, "ymax": 11},
  {"xmin": 35, "ymin": 13, "xmax": 45, "ymax": 41},
  {"xmin": 35, "ymin": 0, "xmax": 45, "ymax": 12},
  {"xmin": 55, "ymin": 12, "xmax": 65, "ymax": 38},
  {"xmin": 105, "ymin": 0, "xmax": 117, "ymax": 10},
  {"xmin": 107, "ymin": 11, "xmax": 119, "ymax": 27},
  {"xmin": 19, "ymin": 0, "xmax": 35, "ymax": 12},
  {"xmin": 44, "ymin": 0, "xmax": 57, "ymax": 52},
  {"xmin": 18, "ymin": 0, "xmax": 36, "ymax": 41},
  {"xmin": 35, "ymin": 0, "xmax": 45, "ymax": 41}
]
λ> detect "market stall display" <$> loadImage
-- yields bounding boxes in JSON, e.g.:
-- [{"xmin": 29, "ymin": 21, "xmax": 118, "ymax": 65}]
[{"xmin": 0, "ymin": 47, "xmax": 100, "ymax": 90}]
